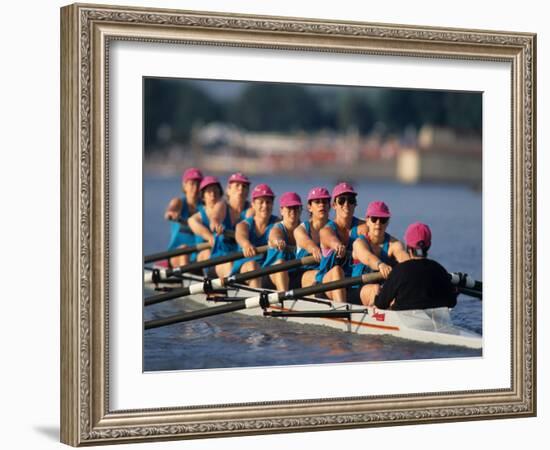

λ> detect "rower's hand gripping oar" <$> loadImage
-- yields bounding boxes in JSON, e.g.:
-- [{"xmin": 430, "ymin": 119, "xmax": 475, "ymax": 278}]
[
  {"xmin": 144, "ymin": 271, "xmax": 383, "ymax": 330},
  {"xmin": 144, "ymin": 255, "xmax": 317, "ymax": 306}
]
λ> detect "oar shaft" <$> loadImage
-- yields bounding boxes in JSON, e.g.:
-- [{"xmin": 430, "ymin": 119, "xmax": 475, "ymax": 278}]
[
  {"xmin": 144, "ymin": 242, "xmax": 211, "ymax": 264},
  {"xmin": 145, "ymin": 301, "xmax": 245, "ymax": 330},
  {"xmin": 144, "ymin": 229, "xmax": 236, "ymax": 263},
  {"xmin": 172, "ymin": 245, "xmax": 269, "ymax": 275},
  {"xmin": 145, "ymin": 292, "xmax": 281, "ymax": 329},
  {"xmin": 265, "ymin": 310, "xmax": 354, "ymax": 318},
  {"xmin": 144, "ymin": 255, "xmax": 316, "ymax": 306},
  {"xmin": 144, "ymin": 272, "xmax": 383, "ymax": 330},
  {"xmin": 145, "ymin": 286, "xmax": 190, "ymax": 306},
  {"xmin": 229, "ymin": 255, "xmax": 316, "ymax": 284},
  {"xmin": 281, "ymin": 272, "xmax": 383, "ymax": 299},
  {"xmin": 145, "ymin": 277, "xmax": 226, "ymax": 306},
  {"xmin": 449, "ymin": 273, "xmax": 482, "ymax": 291}
]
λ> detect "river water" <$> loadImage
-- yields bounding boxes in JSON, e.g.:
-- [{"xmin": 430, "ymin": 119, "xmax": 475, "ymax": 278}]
[{"xmin": 143, "ymin": 174, "xmax": 482, "ymax": 371}]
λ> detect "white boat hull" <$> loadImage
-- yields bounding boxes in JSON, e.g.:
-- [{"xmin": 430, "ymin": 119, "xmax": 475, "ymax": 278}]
[{"xmin": 145, "ymin": 272, "xmax": 482, "ymax": 349}]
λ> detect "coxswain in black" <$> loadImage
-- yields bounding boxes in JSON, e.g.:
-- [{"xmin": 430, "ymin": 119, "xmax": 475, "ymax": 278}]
[{"xmin": 371, "ymin": 222, "xmax": 457, "ymax": 310}]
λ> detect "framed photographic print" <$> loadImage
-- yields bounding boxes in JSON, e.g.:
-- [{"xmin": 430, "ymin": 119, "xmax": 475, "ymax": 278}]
[
  {"xmin": 60, "ymin": 3, "xmax": 536, "ymax": 446},
  {"xmin": 141, "ymin": 77, "xmax": 484, "ymax": 372}
]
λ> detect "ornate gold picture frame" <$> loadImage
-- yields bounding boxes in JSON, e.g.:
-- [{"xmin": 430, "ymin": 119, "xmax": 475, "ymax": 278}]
[{"xmin": 60, "ymin": 3, "xmax": 536, "ymax": 446}]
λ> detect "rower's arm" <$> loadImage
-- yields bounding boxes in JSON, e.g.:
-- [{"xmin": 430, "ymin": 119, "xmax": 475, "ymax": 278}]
[
  {"xmin": 352, "ymin": 238, "xmax": 382, "ymax": 270},
  {"xmin": 164, "ymin": 197, "xmax": 182, "ymax": 220},
  {"xmin": 210, "ymin": 200, "xmax": 226, "ymax": 223},
  {"xmin": 320, "ymin": 226, "xmax": 340, "ymax": 250},
  {"xmin": 294, "ymin": 225, "xmax": 316, "ymax": 253},
  {"xmin": 188, "ymin": 212, "xmax": 214, "ymax": 245},
  {"xmin": 294, "ymin": 225, "xmax": 322, "ymax": 262},
  {"xmin": 320, "ymin": 226, "xmax": 346, "ymax": 258},
  {"xmin": 208, "ymin": 200, "xmax": 227, "ymax": 233},
  {"xmin": 268, "ymin": 225, "xmax": 286, "ymax": 250},
  {"xmin": 389, "ymin": 239, "xmax": 410, "ymax": 263}
]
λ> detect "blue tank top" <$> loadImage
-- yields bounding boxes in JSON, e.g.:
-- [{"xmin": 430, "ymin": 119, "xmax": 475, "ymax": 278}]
[
  {"xmin": 314, "ymin": 217, "xmax": 362, "ymax": 282},
  {"xmin": 230, "ymin": 215, "xmax": 280, "ymax": 275},
  {"xmin": 303, "ymin": 221, "xmax": 313, "ymax": 239},
  {"xmin": 215, "ymin": 201, "xmax": 251, "ymax": 256},
  {"xmin": 324, "ymin": 216, "xmax": 362, "ymax": 251},
  {"xmin": 195, "ymin": 201, "xmax": 251, "ymax": 255},
  {"xmin": 223, "ymin": 201, "xmax": 250, "ymax": 231},
  {"xmin": 167, "ymin": 195, "xmax": 200, "ymax": 250},
  {"xmin": 193, "ymin": 204, "xmax": 210, "ymax": 245},
  {"xmin": 241, "ymin": 215, "xmax": 279, "ymax": 247},
  {"xmin": 199, "ymin": 201, "xmax": 250, "ymax": 233}
]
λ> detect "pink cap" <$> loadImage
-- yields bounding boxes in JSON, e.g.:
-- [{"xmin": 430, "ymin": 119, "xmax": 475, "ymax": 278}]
[
  {"xmin": 251, "ymin": 183, "xmax": 275, "ymax": 200},
  {"xmin": 366, "ymin": 201, "xmax": 391, "ymax": 218},
  {"xmin": 307, "ymin": 187, "xmax": 331, "ymax": 202},
  {"xmin": 199, "ymin": 175, "xmax": 222, "ymax": 192},
  {"xmin": 404, "ymin": 222, "xmax": 432, "ymax": 250},
  {"xmin": 182, "ymin": 167, "xmax": 203, "ymax": 182},
  {"xmin": 280, "ymin": 192, "xmax": 302, "ymax": 208},
  {"xmin": 332, "ymin": 182, "xmax": 356, "ymax": 199},
  {"xmin": 228, "ymin": 172, "xmax": 250, "ymax": 185}
]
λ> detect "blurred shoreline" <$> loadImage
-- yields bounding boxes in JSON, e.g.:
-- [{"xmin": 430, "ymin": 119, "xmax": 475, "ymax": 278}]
[{"xmin": 145, "ymin": 125, "xmax": 481, "ymax": 190}]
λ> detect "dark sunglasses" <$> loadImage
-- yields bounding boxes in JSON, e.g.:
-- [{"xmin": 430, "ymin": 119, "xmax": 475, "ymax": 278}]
[
  {"xmin": 335, "ymin": 195, "xmax": 357, "ymax": 206},
  {"xmin": 369, "ymin": 216, "xmax": 389, "ymax": 224}
]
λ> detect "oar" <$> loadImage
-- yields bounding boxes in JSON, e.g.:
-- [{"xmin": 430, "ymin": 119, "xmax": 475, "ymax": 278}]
[
  {"xmin": 144, "ymin": 272, "xmax": 383, "ymax": 330},
  {"xmin": 144, "ymin": 242, "xmax": 211, "ymax": 264},
  {"xmin": 144, "ymin": 255, "xmax": 317, "ymax": 306},
  {"xmin": 171, "ymin": 216, "xmax": 193, "ymax": 232},
  {"xmin": 144, "ymin": 227, "xmax": 236, "ymax": 264},
  {"xmin": 449, "ymin": 273, "xmax": 482, "ymax": 299},
  {"xmin": 144, "ymin": 245, "xmax": 270, "ymax": 283},
  {"xmin": 449, "ymin": 272, "xmax": 482, "ymax": 291}
]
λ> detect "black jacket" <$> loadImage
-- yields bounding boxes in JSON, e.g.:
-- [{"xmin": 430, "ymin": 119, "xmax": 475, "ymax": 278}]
[{"xmin": 374, "ymin": 258, "xmax": 457, "ymax": 310}]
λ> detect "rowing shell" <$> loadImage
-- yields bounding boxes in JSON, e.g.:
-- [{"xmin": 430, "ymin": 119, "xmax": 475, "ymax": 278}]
[{"xmin": 144, "ymin": 272, "xmax": 482, "ymax": 350}]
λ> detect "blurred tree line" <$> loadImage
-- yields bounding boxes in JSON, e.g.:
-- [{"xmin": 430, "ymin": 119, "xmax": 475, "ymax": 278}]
[{"xmin": 144, "ymin": 78, "xmax": 481, "ymax": 153}]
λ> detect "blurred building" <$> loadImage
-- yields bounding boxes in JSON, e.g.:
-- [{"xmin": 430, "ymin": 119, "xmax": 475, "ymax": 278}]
[{"xmin": 146, "ymin": 123, "xmax": 481, "ymax": 187}]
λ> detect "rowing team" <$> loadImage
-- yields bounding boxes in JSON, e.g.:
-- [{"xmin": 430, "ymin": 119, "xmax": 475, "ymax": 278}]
[{"xmin": 163, "ymin": 167, "xmax": 459, "ymax": 311}]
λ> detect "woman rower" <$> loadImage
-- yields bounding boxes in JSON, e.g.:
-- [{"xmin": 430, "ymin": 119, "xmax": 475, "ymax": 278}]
[
  {"xmin": 208, "ymin": 172, "xmax": 253, "ymax": 232},
  {"xmin": 264, "ymin": 192, "xmax": 303, "ymax": 291},
  {"xmin": 224, "ymin": 172, "xmax": 254, "ymax": 221},
  {"xmin": 294, "ymin": 187, "xmax": 345, "ymax": 301},
  {"xmin": 318, "ymin": 182, "xmax": 367, "ymax": 302},
  {"xmin": 164, "ymin": 167, "xmax": 203, "ymax": 267},
  {"xmin": 187, "ymin": 176, "xmax": 224, "ymax": 265},
  {"xmin": 232, "ymin": 184, "xmax": 279, "ymax": 288},
  {"xmin": 349, "ymin": 201, "xmax": 410, "ymax": 305},
  {"xmin": 189, "ymin": 172, "xmax": 253, "ymax": 278}
]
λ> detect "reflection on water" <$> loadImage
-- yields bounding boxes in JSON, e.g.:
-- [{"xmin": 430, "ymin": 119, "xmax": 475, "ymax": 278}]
[
  {"xmin": 144, "ymin": 288, "xmax": 481, "ymax": 372},
  {"xmin": 144, "ymin": 175, "xmax": 482, "ymax": 371}
]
